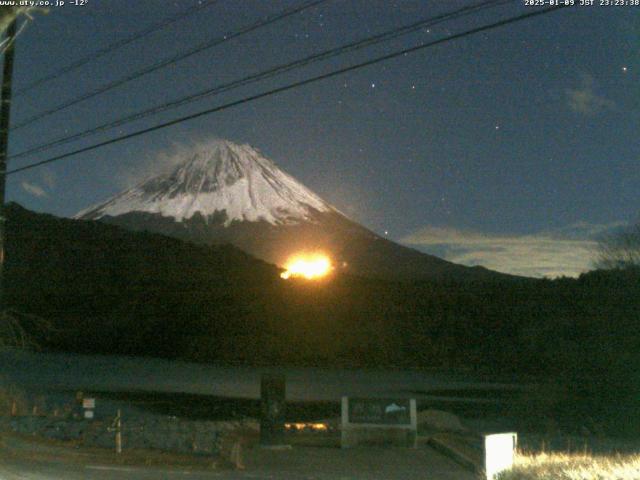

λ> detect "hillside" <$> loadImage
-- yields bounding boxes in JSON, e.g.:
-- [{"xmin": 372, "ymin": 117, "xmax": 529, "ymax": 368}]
[
  {"xmin": 4, "ymin": 204, "xmax": 640, "ymax": 399},
  {"xmin": 5, "ymin": 202, "xmax": 522, "ymax": 367}
]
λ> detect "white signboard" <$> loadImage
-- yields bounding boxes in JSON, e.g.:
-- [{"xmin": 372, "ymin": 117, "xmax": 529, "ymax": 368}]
[
  {"xmin": 83, "ymin": 410, "xmax": 94, "ymax": 419},
  {"xmin": 82, "ymin": 398, "xmax": 95, "ymax": 409},
  {"xmin": 485, "ymin": 432, "xmax": 517, "ymax": 480}
]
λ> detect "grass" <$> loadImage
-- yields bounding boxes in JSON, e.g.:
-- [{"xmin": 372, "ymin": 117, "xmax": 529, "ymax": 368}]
[{"xmin": 496, "ymin": 451, "xmax": 640, "ymax": 480}]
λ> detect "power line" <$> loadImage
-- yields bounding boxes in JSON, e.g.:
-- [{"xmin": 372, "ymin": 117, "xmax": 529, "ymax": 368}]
[
  {"xmin": 15, "ymin": 0, "xmax": 221, "ymax": 97},
  {"xmin": 11, "ymin": 0, "xmax": 330, "ymax": 130},
  {"xmin": 6, "ymin": 6, "xmax": 568, "ymax": 177},
  {"xmin": 10, "ymin": 0, "xmax": 512, "ymax": 161}
]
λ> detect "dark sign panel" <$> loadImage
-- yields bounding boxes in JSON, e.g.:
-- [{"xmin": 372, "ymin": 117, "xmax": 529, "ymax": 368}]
[
  {"xmin": 260, "ymin": 373, "xmax": 286, "ymax": 446},
  {"xmin": 348, "ymin": 398, "xmax": 411, "ymax": 425}
]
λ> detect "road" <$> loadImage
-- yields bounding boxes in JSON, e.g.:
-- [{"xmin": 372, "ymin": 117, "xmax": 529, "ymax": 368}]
[{"xmin": 0, "ymin": 445, "xmax": 475, "ymax": 480}]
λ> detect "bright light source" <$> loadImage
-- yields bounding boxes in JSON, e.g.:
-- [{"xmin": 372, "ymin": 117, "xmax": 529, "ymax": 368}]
[{"xmin": 280, "ymin": 253, "xmax": 332, "ymax": 280}]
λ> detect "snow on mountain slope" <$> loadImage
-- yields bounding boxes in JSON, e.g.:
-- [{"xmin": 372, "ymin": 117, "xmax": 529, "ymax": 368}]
[{"xmin": 76, "ymin": 140, "xmax": 334, "ymax": 226}]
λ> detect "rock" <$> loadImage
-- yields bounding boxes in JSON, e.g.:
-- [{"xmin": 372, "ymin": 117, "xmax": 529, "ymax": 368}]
[{"xmin": 417, "ymin": 409, "xmax": 466, "ymax": 433}]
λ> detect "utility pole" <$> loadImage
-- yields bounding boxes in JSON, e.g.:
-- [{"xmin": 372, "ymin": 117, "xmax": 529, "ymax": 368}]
[{"xmin": 0, "ymin": 17, "xmax": 17, "ymax": 313}]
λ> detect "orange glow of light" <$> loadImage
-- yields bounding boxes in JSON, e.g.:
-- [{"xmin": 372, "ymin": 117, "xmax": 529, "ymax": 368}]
[
  {"xmin": 280, "ymin": 253, "xmax": 332, "ymax": 280},
  {"xmin": 285, "ymin": 422, "xmax": 329, "ymax": 432}
]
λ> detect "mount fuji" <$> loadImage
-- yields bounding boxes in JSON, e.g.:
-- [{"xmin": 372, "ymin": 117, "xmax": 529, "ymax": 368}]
[{"xmin": 76, "ymin": 140, "xmax": 504, "ymax": 281}]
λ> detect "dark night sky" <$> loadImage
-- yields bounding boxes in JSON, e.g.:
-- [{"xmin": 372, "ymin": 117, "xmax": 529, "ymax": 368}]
[{"xmin": 6, "ymin": 0, "xmax": 639, "ymax": 277}]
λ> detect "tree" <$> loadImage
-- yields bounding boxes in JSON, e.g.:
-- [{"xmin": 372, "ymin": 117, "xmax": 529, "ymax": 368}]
[
  {"xmin": 595, "ymin": 223, "xmax": 640, "ymax": 270},
  {"xmin": 0, "ymin": 7, "xmax": 42, "ymax": 35}
]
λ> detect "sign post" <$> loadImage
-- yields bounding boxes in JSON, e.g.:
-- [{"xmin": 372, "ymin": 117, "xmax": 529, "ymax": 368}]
[
  {"xmin": 115, "ymin": 409, "xmax": 122, "ymax": 454},
  {"xmin": 82, "ymin": 397, "xmax": 95, "ymax": 419},
  {"xmin": 260, "ymin": 373, "xmax": 287, "ymax": 448}
]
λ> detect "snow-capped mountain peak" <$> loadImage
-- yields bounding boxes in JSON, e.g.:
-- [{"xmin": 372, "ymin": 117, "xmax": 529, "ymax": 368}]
[{"xmin": 76, "ymin": 140, "xmax": 334, "ymax": 225}]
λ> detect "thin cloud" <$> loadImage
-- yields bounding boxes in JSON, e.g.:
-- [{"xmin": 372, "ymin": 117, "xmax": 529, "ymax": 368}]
[
  {"xmin": 40, "ymin": 168, "xmax": 56, "ymax": 189},
  {"xmin": 118, "ymin": 138, "xmax": 229, "ymax": 189},
  {"xmin": 21, "ymin": 181, "xmax": 48, "ymax": 198},
  {"xmin": 402, "ymin": 222, "xmax": 625, "ymax": 278},
  {"xmin": 566, "ymin": 74, "xmax": 615, "ymax": 115}
]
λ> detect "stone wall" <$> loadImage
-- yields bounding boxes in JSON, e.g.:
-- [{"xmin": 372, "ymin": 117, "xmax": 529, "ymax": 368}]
[{"xmin": 0, "ymin": 414, "xmax": 258, "ymax": 455}]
